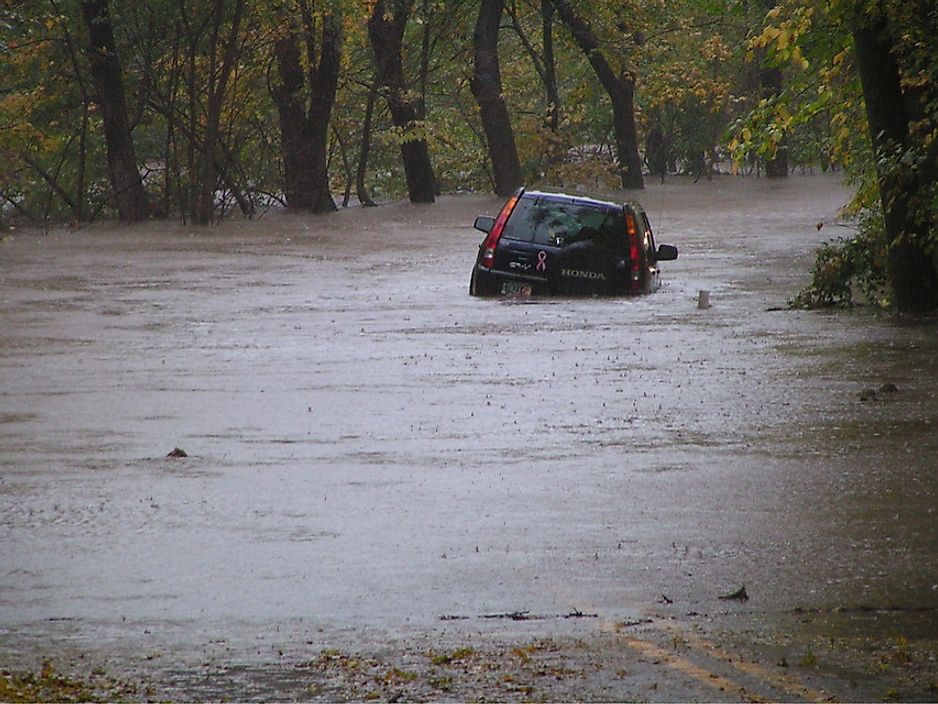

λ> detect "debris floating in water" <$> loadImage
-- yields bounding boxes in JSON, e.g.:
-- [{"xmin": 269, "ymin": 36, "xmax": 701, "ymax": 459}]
[
  {"xmin": 859, "ymin": 383, "xmax": 900, "ymax": 402},
  {"xmin": 719, "ymin": 585, "xmax": 749, "ymax": 601}
]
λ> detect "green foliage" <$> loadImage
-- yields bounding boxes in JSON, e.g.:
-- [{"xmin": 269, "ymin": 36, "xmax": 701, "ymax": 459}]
[
  {"xmin": 735, "ymin": 0, "xmax": 937, "ymax": 310},
  {"xmin": 1, "ymin": 0, "xmax": 770, "ymax": 219},
  {"xmin": 789, "ymin": 215, "xmax": 890, "ymax": 309},
  {"xmin": 0, "ymin": 2, "xmax": 102, "ymax": 221},
  {"xmin": 638, "ymin": 2, "xmax": 749, "ymax": 176},
  {"xmin": 4, "ymin": 0, "xmax": 929, "ymax": 252},
  {"xmin": 726, "ymin": 1, "xmax": 861, "ymax": 175}
]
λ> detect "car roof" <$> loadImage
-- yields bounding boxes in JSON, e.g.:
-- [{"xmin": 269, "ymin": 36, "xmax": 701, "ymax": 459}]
[{"xmin": 521, "ymin": 187, "xmax": 642, "ymax": 214}]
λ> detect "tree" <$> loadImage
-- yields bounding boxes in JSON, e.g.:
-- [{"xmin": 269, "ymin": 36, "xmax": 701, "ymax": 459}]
[
  {"xmin": 270, "ymin": 3, "xmax": 341, "ymax": 213},
  {"xmin": 355, "ymin": 83, "xmax": 379, "ymax": 207},
  {"xmin": 540, "ymin": 0, "xmax": 560, "ymax": 135},
  {"xmin": 81, "ymin": 0, "xmax": 148, "ymax": 220},
  {"xmin": 17, "ymin": 0, "xmax": 930, "ymax": 235},
  {"xmin": 851, "ymin": 2, "xmax": 938, "ymax": 312},
  {"xmin": 551, "ymin": 0, "xmax": 643, "ymax": 190},
  {"xmin": 759, "ymin": 0, "xmax": 788, "ymax": 178},
  {"xmin": 758, "ymin": 65, "xmax": 788, "ymax": 177},
  {"xmin": 194, "ymin": 0, "xmax": 247, "ymax": 225},
  {"xmin": 506, "ymin": 0, "xmax": 561, "ymax": 135},
  {"xmin": 471, "ymin": 0, "xmax": 522, "ymax": 197},
  {"xmin": 739, "ymin": 0, "xmax": 937, "ymax": 311},
  {"xmin": 367, "ymin": 0, "xmax": 436, "ymax": 203},
  {"xmin": 639, "ymin": 2, "xmax": 743, "ymax": 182}
]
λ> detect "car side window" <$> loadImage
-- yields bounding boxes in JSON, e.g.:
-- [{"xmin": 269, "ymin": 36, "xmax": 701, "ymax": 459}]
[
  {"xmin": 501, "ymin": 198, "xmax": 537, "ymax": 242},
  {"xmin": 640, "ymin": 211, "xmax": 656, "ymax": 257}
]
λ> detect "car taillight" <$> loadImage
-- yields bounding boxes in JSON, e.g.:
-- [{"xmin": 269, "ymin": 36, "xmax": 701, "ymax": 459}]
[
  {"xmin": 480, "ymin": 194, "xmax": 519, "ymax": 269},
  {"xmin": 626, "ymin": 212, "xmax": 641, "ymax": 291}
]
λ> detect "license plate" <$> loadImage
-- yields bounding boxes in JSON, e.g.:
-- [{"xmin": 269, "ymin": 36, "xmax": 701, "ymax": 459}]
[{"xmin": 500, "ymin": 280, "xmax": 532, "ymax": 296}]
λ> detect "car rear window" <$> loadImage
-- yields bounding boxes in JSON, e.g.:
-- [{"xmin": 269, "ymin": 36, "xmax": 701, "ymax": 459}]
[{"xmin": 502, "ymin": 197, "xmax": 624, "ymax": 247}]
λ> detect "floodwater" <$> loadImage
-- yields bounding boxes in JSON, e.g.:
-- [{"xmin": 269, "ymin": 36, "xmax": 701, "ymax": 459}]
[{"xmin": 1, "ymin": 174, "xmax": 937, "ymax": 701}]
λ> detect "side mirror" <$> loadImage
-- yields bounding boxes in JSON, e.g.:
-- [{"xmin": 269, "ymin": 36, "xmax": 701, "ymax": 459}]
[
  {"xmin": 473, "ymin": 215, "xmax": 495, "ymax": 233},
  {"xmin": 656, "ymin": 243, "xmax": 678, "ymax": 261}
]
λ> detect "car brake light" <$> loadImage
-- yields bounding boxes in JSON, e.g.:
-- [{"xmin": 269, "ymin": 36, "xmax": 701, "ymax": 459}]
[
  {"xmin": 626, "ymin": 212, "xmax": 641, "ymax": 291},
  {"xmin": 480, "ymin": 194, "xmax": 519, "ymax": 269}
]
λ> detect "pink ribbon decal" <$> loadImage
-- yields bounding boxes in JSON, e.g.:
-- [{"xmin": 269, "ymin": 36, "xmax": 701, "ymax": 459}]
[{"xmin": 535, "ymin": 251, "xmax": 548, "ymax": 272}]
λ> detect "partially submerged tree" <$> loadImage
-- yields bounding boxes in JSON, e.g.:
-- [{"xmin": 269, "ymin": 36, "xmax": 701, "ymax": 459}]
[
  {"xmin": 270, "ymin": 3, "xmax": 342, "ymax": 213},
  {"xmin": 367, "ymin": 0, "xmax": 436, "ymax": 203},
  {"xmin": 194, "ymin": 0, "xmax": 248, "ymax": 224},
  {"xmin": 471, "ymin": 0, "xmax": 522, "ymax": 197},
  {"xmin": 851, "ymin": 2, "xmax": 938, "ymax": 312},
  {"xmin": 551, "ymin": 0, "xmax": 644, "ymax": 190},
  {"xmin": 740, "ymin": 0, "xmax": 937, "ymax": 312},
  {"xmin": 10, "ymin": 0, "xmax": 930, "ymax": 252},
  {"xmin": 81, "ymin": 0, "xmax": 148, "ymax": 220},
  {"xmin": 638, "ymin": 1, "xmax": 743, "ymax": 182},
  {"xmin": 759, "ymin": 0, "xmax": 788, "ymax": 178}
]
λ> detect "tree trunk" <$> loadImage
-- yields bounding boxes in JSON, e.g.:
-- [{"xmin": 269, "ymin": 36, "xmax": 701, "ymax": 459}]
[
  {"xmin": 471, "ymin": 0, "xmax": 522, "ymax": 197},
  {"xmin": 552, "ymin": 0, "xmax": 643, "ymax": 190},
  {"xmin": 271, "ymin": 8, "xmax": 341, "ymax": 213},
  {"xmin": 417, "ymin": 0, "xmax": 431, "ymax": 121},
  {"xmin": 356, "ymin": 84, "xmax": 378, "ymax": 207},
  {"xmin": 194, "ymin": 0, "xmax": 245, "ymax": 225},
  {"xmin": 645, "ymin": 123, "xmax": 667, "ymax": 180},
  {"xmin": 852, "ymin": 6, "xmax": 938, "ymax": 312},
  {"xmin": 273, "ymin": 34, "xmax": 313, "ymax": 209},
  {"xmin": 56, "ymin": 1, "xmax": 90, "ymax": 221},
  {"xmin": 184, "ymin": 17, "xmax": 197, "ymax": 222},
  {"xmin": 541, "ymin": 0, "xmax": 560, "ymax": 133},
  {"xmin": 761, "ymin": 0, "xmax": 787, "ymax": 178},
  {"xmin": 81, "ymin": 0, "xmax": 148, "ymax": 220},
  {"xmin": 368, "ymin": 0, "xmax": 436, "ymax": 203},
  {"xmin": 305, "ymin": 10, "xmax": 341, "ymax": 213},
  {"xmin": 760, "ymin": 64, "xmax": 788, "ymax": 178}
]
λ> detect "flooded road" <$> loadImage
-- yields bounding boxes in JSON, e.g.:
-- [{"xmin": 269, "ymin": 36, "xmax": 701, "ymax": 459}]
[{"xmin": 2, "ymin": 174, "xmax": 937, "ymax": 701}]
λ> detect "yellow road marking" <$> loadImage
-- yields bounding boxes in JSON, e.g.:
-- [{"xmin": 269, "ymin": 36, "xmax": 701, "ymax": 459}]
[
  {"xmin": 550, "ymin": 587, "xmax": 831, "ymax": 701},
  {"xmin": 583, "ymin": 615, "xmax": 832, "ymax": 702},
  {"xmin": 651, "ymin": 622, "xmax": 834, "ymax": 703},
  {"xmin": 614, "ymin": 633, "xmax": 769, "ymax": 702}
]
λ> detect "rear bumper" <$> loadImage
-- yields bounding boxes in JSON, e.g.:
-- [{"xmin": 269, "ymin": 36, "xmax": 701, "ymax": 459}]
[
  {"xmin": 470, "ymin": 264, "xmax": 642, "ymax": 297},
  {"xmin": 470, "ymin": 265, "xmax": 549, "ymax": 296}
]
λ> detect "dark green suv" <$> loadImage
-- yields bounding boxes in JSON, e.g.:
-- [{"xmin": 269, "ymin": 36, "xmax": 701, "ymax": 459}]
[{"xmin": 470, "ymin": 188, "xmax": 678, "ymax": 297}]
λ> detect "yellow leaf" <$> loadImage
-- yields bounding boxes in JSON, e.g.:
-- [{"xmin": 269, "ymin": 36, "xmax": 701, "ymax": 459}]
[{"xmin": 777, "ymin": 29, "xmax": 789, "ymax": 50}]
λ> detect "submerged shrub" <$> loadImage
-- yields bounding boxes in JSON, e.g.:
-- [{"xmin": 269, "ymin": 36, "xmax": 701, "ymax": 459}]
[{"xmin": 790, "ymin": 211, "xmax": 890, "ymax": 309}]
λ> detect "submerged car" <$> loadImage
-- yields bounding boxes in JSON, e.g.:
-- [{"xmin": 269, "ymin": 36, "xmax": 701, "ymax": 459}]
[{"xmin": 469, "ymin": 188, "xmax": 678, "ymax": 297}]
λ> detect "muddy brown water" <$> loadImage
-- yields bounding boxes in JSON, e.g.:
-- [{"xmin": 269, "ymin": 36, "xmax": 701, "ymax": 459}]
[{"xmin": 1, "ymin": 174, "xmax": 936, "ymax": 700}]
